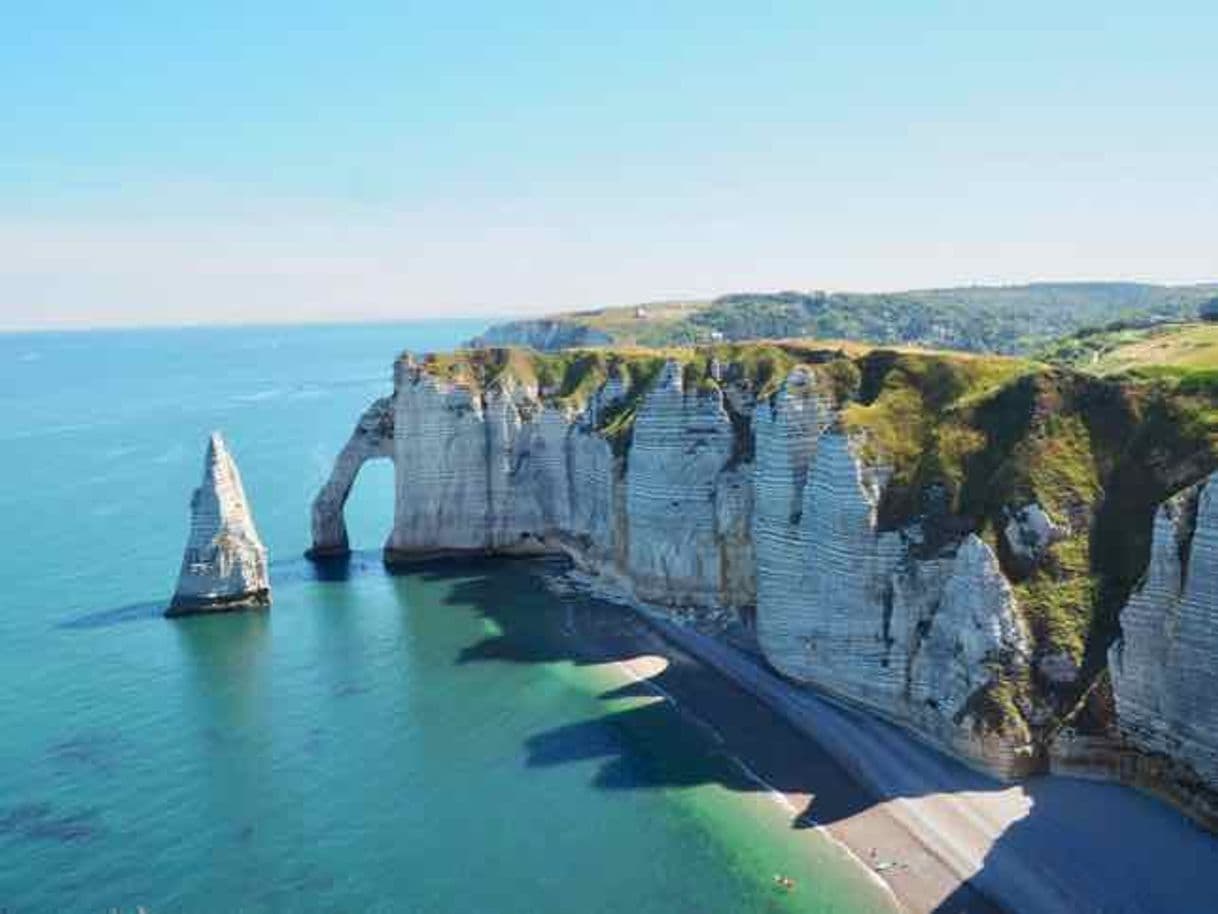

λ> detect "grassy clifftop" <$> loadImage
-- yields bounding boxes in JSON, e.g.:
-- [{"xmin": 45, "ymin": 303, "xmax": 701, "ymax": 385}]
[
  {"xmin": 1040, "ymin": 320, "xmax": 1218, "ymax": 378},
  {"xmin": 852, "ymin": 357, "xmax": 1215, "ymax": 641},
  {"xmin": 470, "ymin": 282, "xmax": 1218, "ymax": 355},
  {"xmin": 413, "ymin": 341, "xmax": 862, "ymax": 455}
]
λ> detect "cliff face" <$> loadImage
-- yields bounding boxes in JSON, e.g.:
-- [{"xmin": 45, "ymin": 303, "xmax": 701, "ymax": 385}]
[
  {"xmin": 754, "ymin": 421, "xmax": 1031, "ymax": 773},
  {"xmin": 468, "ymin": 319, "xmax": 612, "ymax": 351},
  {"xmin": 169, "ymin": 432, "xmax": 270, "ymax": 616},
  {"xmin": 378, "ymin": 357, "xmax": 749, "ymax": 609},
  {"xmin": 312, "ymin": 344, "xmax": 1218, "ymax": 818},
  {"xmin": 1109, "ymin": 473, "xmax": 1218, "ymax": 822},
  {"xmin": 624, "ymin": 362, "xmax": 741, "ymax": 607}
]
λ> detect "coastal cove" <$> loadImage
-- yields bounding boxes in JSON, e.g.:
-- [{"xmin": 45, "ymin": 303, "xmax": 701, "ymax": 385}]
[
  {"xmin": 7, "ymin": 3, "xmax": 1218, "ymax": 911},
  {"xmin": 310, "ymin": 336, "xmax": 1218, "ymax": 913},
  {"xmin": 0, "ymin": 323, "xmax": 892, "ymax": 914},
  {"xmin": 8, "ymin": 322, "xmax": 1218, "ymax": 914}
]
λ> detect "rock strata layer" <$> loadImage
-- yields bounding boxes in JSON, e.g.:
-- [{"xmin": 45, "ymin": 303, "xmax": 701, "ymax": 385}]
[
  {"xmin": 168, "ymin": 432, "xmax": 270, "ymax": 616},
  {"xmin": 1109, "ymin": 472, "xmax": 1218, "ymax": 822}
]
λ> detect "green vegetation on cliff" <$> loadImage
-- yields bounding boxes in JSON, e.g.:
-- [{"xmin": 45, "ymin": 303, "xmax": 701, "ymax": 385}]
[
  {"xmin": 841, "ymin": 345, "xmax": 1218, "ymax": 744},
  {"xmin": 843, "ymin": 351, "xmax": 1217, "ymax": 659},
  {"xmin": 471, "ymin": 282, "xmax": 1218, "ymax": 356},
  {"xmin": 409, "ymin": 336, "xmax": 1218, "ymax": 742},
  {"xmin": 416, "ymin": 341, "xmax": 859, "ymax": 458},
  {"xmin": 1038, "ymin": 320, "xmax": 1218, "ymax": 377}
]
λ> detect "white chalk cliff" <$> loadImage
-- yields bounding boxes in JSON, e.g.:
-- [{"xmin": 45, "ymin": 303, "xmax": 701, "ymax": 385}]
[
  {"xmin": 313, "ymin": 349, "xmax": 1218, "ymax": 819},
  {"xmin": 754, "ymin": 422, "xmax": 1031, "ymax": 774},
  {"xmin": 1110, "ymin": 472, "xmax": 1218, "ymax": 819},
  {"xmin": 313, "ymin": 355, "xmax": 1035, "ymax": 774},
  {"xmin": 168, "ymin": 432, "xmax": 270, "ymax": 616}
]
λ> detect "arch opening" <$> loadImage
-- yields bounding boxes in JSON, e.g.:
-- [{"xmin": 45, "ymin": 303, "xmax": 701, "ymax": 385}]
[{"xmin": 308, "ymin": 396, "xmax": 395, "ymax": 559}]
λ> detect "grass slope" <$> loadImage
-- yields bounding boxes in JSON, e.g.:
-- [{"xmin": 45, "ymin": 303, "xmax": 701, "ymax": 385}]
[
  {"xmin": 1040, "ymin": 320, "xmax": 1218, "ymax": 374},
  {"xmin": 471, "ymin": 282, "xmax": 1218, "ymax": 355}
]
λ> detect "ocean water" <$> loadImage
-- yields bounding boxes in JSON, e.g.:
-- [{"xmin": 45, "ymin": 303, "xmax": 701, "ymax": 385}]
[{"xmin": 0, "ymin": 322, "xmax": 891, "ymax": 914}]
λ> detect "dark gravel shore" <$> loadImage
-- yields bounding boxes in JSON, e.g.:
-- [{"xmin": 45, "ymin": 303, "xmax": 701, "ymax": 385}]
[{"xmin": 538, "ymin": 562, "xmax": 1218, "ymax": 914}]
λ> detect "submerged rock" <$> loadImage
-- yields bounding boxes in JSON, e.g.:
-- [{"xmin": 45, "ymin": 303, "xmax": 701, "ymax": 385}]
[{"xmin": 167, "ymin": 432, "xmax": 270, "ymax": 616}]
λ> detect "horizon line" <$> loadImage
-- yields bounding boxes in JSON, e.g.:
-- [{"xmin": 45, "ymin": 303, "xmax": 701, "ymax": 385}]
[{"xmin": 4, "ymin": 275, "xmax": 1216, "ymax": 335}]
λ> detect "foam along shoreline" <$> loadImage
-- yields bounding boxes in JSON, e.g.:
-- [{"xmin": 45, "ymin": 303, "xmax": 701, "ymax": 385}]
[
  {"xmin": 604, "ymin": 651, "xmax": 908, "ymax": 912},
  {"xmin": 536, "ymin": 567, "xmax": 996, "ymax": 914},
  {"xmin": 549, "ymin": 569, "xmax": 1218, "ymax": 914}
]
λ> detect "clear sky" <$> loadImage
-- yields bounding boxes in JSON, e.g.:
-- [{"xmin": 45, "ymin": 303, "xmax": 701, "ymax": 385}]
[{"xmin": 2, "ymin": 1, "xmax": 1216, "ymax": 329}]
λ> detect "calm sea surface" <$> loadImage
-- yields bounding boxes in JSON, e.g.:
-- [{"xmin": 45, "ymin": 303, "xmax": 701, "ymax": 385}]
[{"xmin": 0, "ymin": 322, "xmax": 890, "ymax": 913}]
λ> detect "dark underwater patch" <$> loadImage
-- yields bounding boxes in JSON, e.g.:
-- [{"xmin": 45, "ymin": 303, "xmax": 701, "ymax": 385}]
[{"xmin": 0, "ymin": 802, "xmax": 101, "ymax": 844}]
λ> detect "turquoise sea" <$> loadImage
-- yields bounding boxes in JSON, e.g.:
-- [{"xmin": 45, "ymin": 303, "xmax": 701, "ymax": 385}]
[{"xmin": 0, "ymin": 322, "xmax": 891, "ymax": 914}]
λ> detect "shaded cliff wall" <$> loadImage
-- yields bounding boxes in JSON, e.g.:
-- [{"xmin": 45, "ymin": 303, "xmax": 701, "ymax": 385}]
[
  {"xmin": 1107, "ymin": 473, "xmax": 1218, "ymax": 823},
  {"xmin": 469, "ymin": 318, "xmax": 612, "ymax": 351},
  {"xmin": 624, "ymin": 362, "xmax": 738, "ymax": 606}
]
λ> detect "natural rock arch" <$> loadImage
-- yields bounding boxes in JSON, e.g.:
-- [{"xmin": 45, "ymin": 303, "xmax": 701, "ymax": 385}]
[{"xmin": 308, "ymin": 396, "xmax": 394, "ymax": 558}]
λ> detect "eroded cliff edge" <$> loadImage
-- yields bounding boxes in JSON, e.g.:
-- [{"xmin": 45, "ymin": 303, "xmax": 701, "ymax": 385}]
[{"xmin": 312, "ymin": 343, "xmax": 1218, "ymax": 825}]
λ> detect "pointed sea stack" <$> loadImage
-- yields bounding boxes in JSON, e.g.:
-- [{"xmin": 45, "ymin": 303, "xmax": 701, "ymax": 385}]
[{"xmin": 166, "ymin": 432, "xmax": 271, "ymax": 617}]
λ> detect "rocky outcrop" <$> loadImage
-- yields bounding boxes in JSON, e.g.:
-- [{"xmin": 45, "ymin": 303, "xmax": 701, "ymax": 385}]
[
  {"xmin": 467, "ymin": 319, "xmax": 611, "ymax": 351},
  {"xmin": 168, "ymin": 432, "xmax": 270, "ymax": 616},
  {"xmin": 1110, "ymin": 473, "xmax": 1218, "ymax": 821},
  {"xmin": 1003, "ymin": 503, "xmax": 1062, "ymax": 567},
  {"xmin": 385, "ymin": 359, "xmax": 569, "ymax": 557},
  {"xmin": 379, "ymin": 357, "xmax": 751, "ymax": 610},
  {"xmin": 624, "ymin": 363, "xmax": 739, "ymax": 606}
]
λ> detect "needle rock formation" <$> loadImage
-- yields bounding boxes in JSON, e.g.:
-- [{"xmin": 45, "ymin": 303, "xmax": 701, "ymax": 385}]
[{"xmin": 167, "ymin": 432, "xmax": 271, "ymax": 616}]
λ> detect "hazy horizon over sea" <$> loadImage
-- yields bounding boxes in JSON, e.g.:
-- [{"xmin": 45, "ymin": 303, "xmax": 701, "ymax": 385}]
[{"xmin": 0, "ymin": 321, "xmax": 888, "ymax": 913}]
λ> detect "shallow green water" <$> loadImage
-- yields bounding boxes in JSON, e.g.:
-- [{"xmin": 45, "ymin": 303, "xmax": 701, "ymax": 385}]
[{"xmin": 0, "ymin": 323, "xmax": 890, "ymax": 913}]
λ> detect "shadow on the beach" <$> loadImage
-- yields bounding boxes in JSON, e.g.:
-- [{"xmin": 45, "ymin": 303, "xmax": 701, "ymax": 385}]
[
  {"xmin": 386, "ymin": 555, "xmax": 1218, "ymax": 914},
  {"xmin": 390, "ymin": 556, "xmax": 1003, "ymax": 912}
]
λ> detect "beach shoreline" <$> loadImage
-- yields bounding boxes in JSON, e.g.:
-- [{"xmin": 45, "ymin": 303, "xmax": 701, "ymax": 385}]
[
  {"xmin": 535, "ymin": 565, "xmax": 1003, "ymax": 914},
  {"xmin": 534, "ymin": 561, "xmax": 1218, "ymax": 914},
  {"xmin": 603, "ymin": 648, "xmax": 918, "ymax": 914}
]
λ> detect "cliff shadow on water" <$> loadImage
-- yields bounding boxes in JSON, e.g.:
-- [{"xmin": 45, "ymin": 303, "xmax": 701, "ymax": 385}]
[
  {"xmin": 349, "ymin": 557, "xmax": 1064, "ymax": 912},
  {"xmin": 387, "ymin": 555, "xmax": 1218, "ymax": 914}
]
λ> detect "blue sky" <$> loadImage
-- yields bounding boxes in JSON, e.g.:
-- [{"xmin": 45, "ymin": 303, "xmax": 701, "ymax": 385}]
[{"xmin": 2, "ymin": 1, "xmax": 1216, "ymax": 328}]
